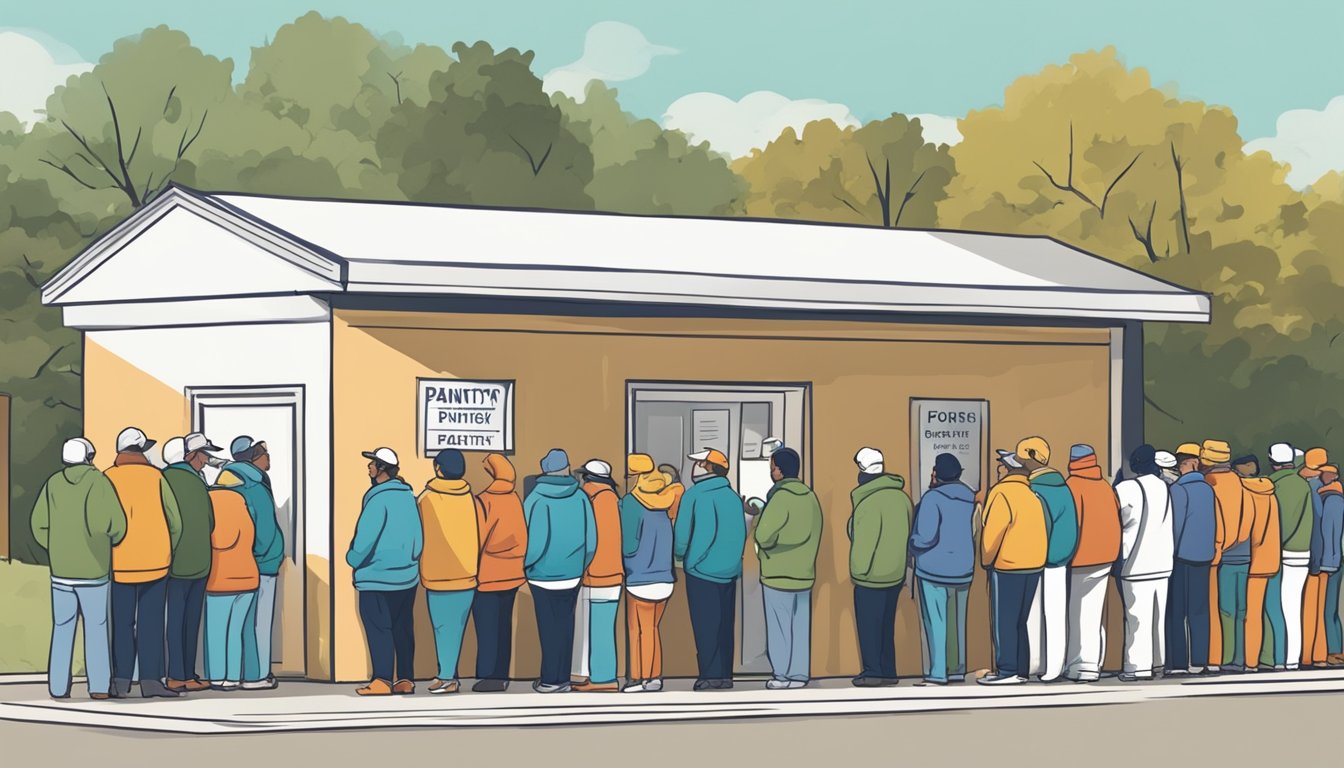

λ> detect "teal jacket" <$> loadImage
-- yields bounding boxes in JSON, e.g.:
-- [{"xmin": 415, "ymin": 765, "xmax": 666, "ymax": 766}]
[
  {"xmin": 673, "ymin": 475, "xmax": 747, "ymax": 584},
  {"xmin": 163, "ymin": 464, "xmax": 213, "ymax": 580},
  {"xmin": 222, "ymin": 461, "xmax": 285, "ymax": 576},
  {"xmin": 1031, "ymin": 469, "xmax": 1079, "ymax": 568},
  {"xmin": 347, "ymin": 479, "xmax": 423, "ymax": 591},
  {"xmin": 847, "ymin": 474, "xmax": 912, "ymax": 588},
  {"xmin": 523, "ymin": 475, "xmax": 597, "ymax": 582},
  {"xmin": 753, "ymin": 478, "xmax": 824, "ymax": 590}
]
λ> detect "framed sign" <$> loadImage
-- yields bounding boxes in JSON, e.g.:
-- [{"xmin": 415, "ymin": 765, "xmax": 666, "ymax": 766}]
[
  {"xmin": 418, "ymin": 379, "xmax": 515, "ymax": 456},
  {"xmin": 909, "ymin": 398, "xmax": 988, "ymax": 500}
]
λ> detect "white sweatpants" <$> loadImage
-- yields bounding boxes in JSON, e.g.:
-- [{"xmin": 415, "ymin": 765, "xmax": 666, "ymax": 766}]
[
  {"xmin": 571, "ymin": 585, "xmax": 622, "ymax": 679},
  {"xmin": 1066, "ymin": 564, "xmax": 1112, "ymax": 681},
  {"xmin": 1282, "ymin": 559, "xmax": 1310, "ymax": 669},
  {"xmin": 1027, "ymin": 565, "xmax": 1069, "ymax": 680},
  {"xmin": 1121, "ymin": 577, "xmax": 1169, "ymax": 676}
]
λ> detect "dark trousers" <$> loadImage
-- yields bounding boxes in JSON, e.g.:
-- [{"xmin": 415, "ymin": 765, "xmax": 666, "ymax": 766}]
[
  {"xmin": 531, "ymin": 585, "xmax": 580, "ymax": 685},
  {"xmin": 854, "ymin": 583, "xmax": 903, "ymax": 679},
  {"xmin": 472, "ymin": 587, "xmax": 519, "ymax": 680},
  {"xmin": 111, "ymin": 577, "xmax": 168, "ymax": 682},
  {"xmin": 166, "ymin": 576, "xmax": 207, "ymax": 681},
  {"xmin": 989, "ymin": 570, "xmax": 1039, "ymax": 677},
  {"xmin": 358, "ymin": 587, "xmax": 417, "ymax": 683},
  {"xmin": 1166, "ymin": 560, "xmax": 1212, "ymax": 670},
  {"xmin": 686, "ymin": 574, "xmax": 737, "ymax": 681}
]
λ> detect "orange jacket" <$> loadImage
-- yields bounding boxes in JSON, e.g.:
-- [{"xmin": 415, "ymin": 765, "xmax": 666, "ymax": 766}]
[
  {"xmin": 1206, "ymin": 469, "xmax": 1245, "ymax": 564},
  {"xmin": 476, "ymin": 454, "xmax": 528, "ymax": 592},
  {"xmin": 1243, "ymin": 477, "xmax": 1282, "ymax": 577},
  {"xmin": 106, "ymin": 453, "xmax": 181, "ymax": 584},
  {"xmin": 418, "ymin": 478, "xmax": 485, "ymax": 591},
  {"xmin": 582, "ymin": 481, "xmax": 624, "ymax": 587},
  {"xmin": 207, "ymin": 488, "xmax": 259, "ymax": 593},
  {"xmin": 1066, "ymin": 456, "xmax": 1123, "ymax": 568}
]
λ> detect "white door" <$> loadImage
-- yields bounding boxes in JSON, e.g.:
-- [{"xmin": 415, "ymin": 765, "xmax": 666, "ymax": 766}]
[{"xmin": 188, "ymin": 386, "xmax": 305, "ymax": 678}]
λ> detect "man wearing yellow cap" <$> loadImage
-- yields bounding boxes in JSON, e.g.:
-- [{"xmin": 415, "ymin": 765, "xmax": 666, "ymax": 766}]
[
  {"xmin": 1017, "ymin": 437, "xmax": 1077, "ymax": 683},
  {"xmin": 1319, "ymin": 465, "xmax": 1344, "ymax": 666},
  {"xmin": 1202, "ymin": 439, "xmax": 1248, "ymax": 671}
]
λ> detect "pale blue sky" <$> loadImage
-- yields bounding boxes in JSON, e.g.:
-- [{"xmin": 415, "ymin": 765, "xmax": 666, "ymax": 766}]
[{"xmin": 5, "ymin": 0, "xmax": 1343, "ymax": 140}]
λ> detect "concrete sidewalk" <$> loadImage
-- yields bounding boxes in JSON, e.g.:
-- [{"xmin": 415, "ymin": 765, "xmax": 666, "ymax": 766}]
[{"xmin": 6, "ymin": 670, "xmax": 1344, "ymax": 734}]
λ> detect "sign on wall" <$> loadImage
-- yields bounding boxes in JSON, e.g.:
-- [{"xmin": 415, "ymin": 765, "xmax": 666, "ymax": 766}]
[
  {"xmin": 418, "ymin": 379, "xmax": 514, "ymax": 456},
  {"xmin": 910, "ymin": 398, "xmax": 988, "ymax": 500}
]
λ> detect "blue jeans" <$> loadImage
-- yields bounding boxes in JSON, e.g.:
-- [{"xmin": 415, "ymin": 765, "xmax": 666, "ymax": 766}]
[
  {"xmin": 762, "ymin": 585, "xmax": 812, "ymax": 682},
  {"xmin": 111, "ymin": 577, "xmax": 167, "ymax": 684},
  {"xmin": 243, "ymin": 574, "xmax": 277, "ymax": 683},
  {"xmin": 532, "ymin": 585, "xmax": 580, "ymax": 686},
  {"xmin": 472, "ymin": 587, "xmax": 518, "ymax": 681},
  {"xmin": 919, "ymin": 578, "xmax": 969, "ymax": 683},
  {"xmin": 854, "ymin": 584, "xmax": 902, "ymax": 679},
  {"xmin": 49, "ymin": 580, "xmax": 111, "ymax": 697},
  {"xmin": 575, "ymin": 593, "xmax": 620, "ymax": 685},
  {"xmin": 1218, "ymin": 563, "xmax": 1250, "ymax": 666},
  {"xmin": 685, "ymin": 574, "xmax": 737, "ymax": 682},
  {"xmin": 204, "ymin": 591, "xmax": 257, "ymax": 683},
  {"xmin": 166, "ymin": 576, "xmax": 207, "ymax": 681},
  {"xmin": 1327, "ymin": 569, "xmax": 1343, "ymax": 655},
  {"xmin": 427, "ymin": 589, "xmax": 476, "ymax": 680},
  {"xmin": 989, "ymin": 570, "xmax": 1039, "ymax": 677},
  {"xmin": 1261, "ymin": 569, "xmax": 1285, "ymax": 667}
]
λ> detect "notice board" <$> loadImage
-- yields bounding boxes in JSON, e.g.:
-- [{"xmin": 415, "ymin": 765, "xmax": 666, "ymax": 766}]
[
  {"xmin": 418, "ymin": 379, "xmax": 514, "ymax": 456},
  {"xmin": 909, "ymin": 398, "xmax": 988, "ymax": 500}
]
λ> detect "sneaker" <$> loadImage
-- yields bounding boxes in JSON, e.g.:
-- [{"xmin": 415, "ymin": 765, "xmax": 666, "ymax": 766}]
[
  {"xmin": 139, "ymin": 679, "xmax": 182, "ymax": 698},
  {"xmin": 622, "ymin": 681, "xmax": 647, "ymax": 693},
  {"xmin": 532, "ymin": 681, "xmax": 571, "ymax": 694},
  {"xmin": 1223, "ymin": 664, "xmax": 1245, "ymax": 674},
  {"xmin": 914, "ymin": 679, "xmax": 948, "ymax": 687},
  {"xmin": 1206, "ymin": 665, "xmax": 1222, "ymax": 673},
  {"xmin": 1274, "ymin": 665, "xmax": 1288, "ymax": 672},
  {"xmin": 948, "ymin": 674, "xmax": 966, "ymax": 683},
  {"xmin": 571, "ymin": 681, "xmax": 620, "ymax": 692},
  {"xmin": 211, "ymin": 681, "xmax": 240, "ymax": 692},
  {"xmin": 766, "ymin": 678, "xmax": 793, "ymax": 690},
  {"xmin": 356, "ymin": 679, "xmax": 394, "ymax": 696},
  {"xmin": 428, "ymin": 679, "xmax": 459, "ymax": 695},
  {"xmin": 392, "ymin": 679, "xmax": 415, "ymax": 695},
  {"xmin": 643, "ymin": 678, "xmax": 663, "ymax": 692},
  {"xmin": 472, "ymin": 679, "xmax": 509, "ymax": 692},
  {"xmin": 1286, "ymin": 664, "xmax": 1300, "ymax": 671},
  {"xmin": 242, "ymin": 676, "xmax": 278, "ymax": 690},
  {"xmin": 977, "ymin": 674, "xmax": 1025, "ymax": 686},
  {"xmin": 1164, "ymin": 668, "xmax": 1189, "ymax": 677},
  {"xmin": 1117, "ymin": 673, "xmax": 1152, "ymax": 682},
  {"xmin": 694, "ymin": 679, "xmax": 733, "ymax": 690}
]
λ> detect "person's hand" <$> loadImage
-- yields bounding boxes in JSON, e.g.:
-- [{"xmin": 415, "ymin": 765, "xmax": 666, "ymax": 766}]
[{"xmin": 745, "ymin": 498, "xmax": 765, "ymax": 516}]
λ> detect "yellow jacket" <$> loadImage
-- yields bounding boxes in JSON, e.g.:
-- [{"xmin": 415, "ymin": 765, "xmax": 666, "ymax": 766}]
[
  {"xmin": 106, "ymin": 454, "xmax": 181, "ymax": 584},
  {"xmin": 980, "ymin": 475, "xmax": 1047, "ymax": 572},
  {"xmin": 417, "ymin": 478, "xmax": 484, "ymax": 591}
]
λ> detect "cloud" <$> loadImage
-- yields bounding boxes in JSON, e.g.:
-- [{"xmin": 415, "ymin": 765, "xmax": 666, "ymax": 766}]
[
  {"xmin": 662, "ymin": 91, "xmax": 861, "ymax": 158},
  {"xmin": 0, "ymin": 29, "xmax": 92, "ymax": 125},
  {"xmin": 1245, "ymin": 95, "xmax": 1344, "ymax": 189},
  {"xmin": 543, "ymin": 21, "xmax": 677, "ymax": 101},
  {"xmin": 910, "ymin": 114, "xmax": 963, "ymax": 147}
]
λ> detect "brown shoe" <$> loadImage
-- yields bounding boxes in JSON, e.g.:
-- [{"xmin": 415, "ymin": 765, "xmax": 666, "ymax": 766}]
[
  {"xmin": 184, "ymin": 679, "xmax": 211, "ymax": 692},
  {"xmin": 356, "ymin": 679, "xmax": 394, "ymax": 696},
  {"xmin": 90, "ymin": 693, "xmax": 111, "ymax": 700},
  {"xmin": 165, "ymin": 678, "xmax": 190, "ymax": 692},
  {"xmin": 572, "ymin": 681, "xmax": 620, "ymax": 692},
  {"xmin": 392, "ymin": 679, "xmax": 415, "ymax": 695},
  {"xmin": 427, "ymin": 679, "xmax": 460, "ymax": 695}
]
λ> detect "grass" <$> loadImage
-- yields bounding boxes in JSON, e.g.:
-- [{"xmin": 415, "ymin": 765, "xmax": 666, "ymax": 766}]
[{"xmin": 0, "ymin": 560, "xmax": 83, "ymax": 674}]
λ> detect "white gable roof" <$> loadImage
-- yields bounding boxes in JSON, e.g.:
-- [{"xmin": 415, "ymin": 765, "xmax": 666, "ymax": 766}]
[{"xmin": 44, "ymin": 186, "xmax": 1210, "ymax": 323}]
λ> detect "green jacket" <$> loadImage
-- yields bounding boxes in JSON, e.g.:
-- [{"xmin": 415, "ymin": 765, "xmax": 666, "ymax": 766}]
[
  {"xmin": 1272, "ymin": 468, "xmax": 1313, "ymax": 553},
  {"xmin": 754, "ymin": 478, "xmax": 823, "ymax": 590},
  {"xmin": 164, "ymin": 464, "xmax": 214, "ymax": 579},
  {"xmin": 31, "ymin": 464, "xmax": 127, "ymax": 581},
  {"xmin": 847, "ymin": 475, "xmax": 912, "ymax": 588}
]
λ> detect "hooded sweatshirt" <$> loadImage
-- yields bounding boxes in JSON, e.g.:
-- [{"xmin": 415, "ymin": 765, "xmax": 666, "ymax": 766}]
[
  {"xmin": 980, "ymin": 474, "xmax": 1047, "ymax": 572},
  {"xmin": 1306, "ymin": 473, "xmax": 1327, "ymax": 573},
  {"xmin": 1271, "ymin": 468, "xmax": 1313, "ymax": 556},
  {"xmin": 523, "ymin": 475, "xmax": 597, "ymax": 583},
  {"xmin": 674, "ymin": 474, "xmax": 747, "ymax": 584},
  {"xmin": 910, "ymin": 480, "xmax": 976, "ymax": 585},
  {"xmin": 847, "ymin": 474, "xmax": 912, "ymax": 588},
  {"xmin": 582, "ymin": 480, "xmax": 625, "ymax": 588},
  {"xmin": 219, "ymin": 461, "xmax": 285, "ymax": 576},
  {"xmin": 1207, "ymin": 468, "xmax": 1249, "ymax": 566},
  {"xmin": 31, "ymin": 464, "xmax": 127, "ymax": 581},
  {"xmin": 1031, "ymin": 468, "xmax": 1080, "ymax": 568},
  {"xmin": 417, "ymin": 477, "xmax": 484, "ymax": 591},
  {"xmin": 1170, "ymin": 471, "xmax": 1218, "ymax": 564},
  {"xmin": 206, "ymin": 488, "xmax": 259, "ymax": 594},
  {"xmin": 477, "ymin": 454, "xmax": 527, "ymax": 592},
  {"xmin": 347, "ymin": 478, "xmax": 423, "ymax": 591},
  {"xmin": 1115, "ymin": 473, "xmax": 1174, "ymax": 580},
  {"xmin": 106, "ymin": 452, "xmax": 182, "ymax": 584},
  {"xmin": 1066, "ymin": 455, "xmax": 1122, "ymax": 568},
  {"xmin": 163, "ymin": 463, "xmax": 213, "ymax": 580},
  {"xmin": 1242, "ymin": 477, "xmax": 1282, "ymax": 578},
  {"xmin": 621, "ymin": 471, "xmax": 676, "ymax": 587},
  {"xmin": 754, "ymin": 478, "xmax": 824, "ymax": 590},
  {"xmin": 1319, "ymin": 481, "xmax": 1344, "ymax": 574}
]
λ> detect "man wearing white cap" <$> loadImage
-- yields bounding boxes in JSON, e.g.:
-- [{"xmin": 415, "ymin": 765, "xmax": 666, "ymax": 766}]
[
  {"xmin": 162, "ymin": 433, "xmax": 223, "ymax": 692},
  {"xmin": 1156, "ymin": 451, "xmax": 1180, "ymax": 485},
  {"xmin": 1265, "ymin": 442, "xmax": 1313, "ymax": 670},
  {"xmin": 848, "ymin": 447, "xmax": 912, "ymax": 687},
  {"xmin": 572, "ymin": 459, "xmax": 624, "ymax": 692},
  {"xmin": 31, "ymin": 438, "xmax": 127, "ymax": 700}
]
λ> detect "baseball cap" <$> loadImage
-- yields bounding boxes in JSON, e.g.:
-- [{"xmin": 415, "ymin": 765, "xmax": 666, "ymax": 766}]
[
  {"xmin": 1155, "ymin": 451, "xmax": 1178, "ymax": 469},
  {"xmin": 230, "ymin": 435, "xmax": 261, "ymax": 461},
  {"xmin": 540, "ymin": 448, "xmax": 569, "ymax": 474},
  {"xmin": 996, "ymin": 449, "xmax": 1023, "ymax": 469},
  {"xmin": 362, "ymin": 447, "xmax": 399, "ymax": 467},
  {"xmin": 115, "ymin": 427, "xmax": 155, "ymax": 453},
  {"xmin": 1175, "ymin": 442, "xmax": 1202, "ymax": 458},
  {"xmin": 61, "ymin": 437, "xmax": 95, "ymax": 465},
  {"xmin": 626, "ymin": 453, "xmax": 655, "ymax": 475},
  {"xmin": 162, "ymin": 437, "xmax": 186, "ymax": 466},
  {"xmin": 761, "ymin": 437, "xmax": 784, "ymax": 456},
  {"xmin": 688, "ymin": 448, "xmax": 730, "ymax": 469},
  {"xmin": 184, "ymin": 432, "xmax": 222, "ymax": 455},
  {"xmin": 853, "ymin": 447, "xmax": 884, "ymax": 474},
  {"xmin": 1320, "ymin": 464, "xmax": 1339, "ymax": 476},
  {"xmin": 1016, "ymin": 437, "xmax": 1050, "ymax": 464},
  {"xmin": 582, "ymin": 459, "xmax": 613, "ymax": 478},
  {"xmin": 1305, "ymin": 448, "xmax": 1329, "ymax": 471}
]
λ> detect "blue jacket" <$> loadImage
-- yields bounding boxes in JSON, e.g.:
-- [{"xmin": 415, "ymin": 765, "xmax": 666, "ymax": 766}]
[
  {"xmin": 224, "ymin": 461, "xmax": 285, "ymax": 576},
  {"xmin": 1309, "ymin": 476, "xmax": 1327, "ymax": 573},
  {"xmin": 909, "ymin": 481, "xmax": 976, "ymax": 585},
  {"xmin": 621, "ymin": 494, "xmax": 676, "ymax": 586},
  {"xmin": 1170, "ymin": 472, "xmax": 1217, "ymax": 565},
  {"xmin": 673, "ymin": 476, "xmax": 746, "ymax": 583},
  {"xmin": 1031, "ymin": 469, "xmax": 1079, "ymax": 568},
  {"xmin": 346, "ymin": 479, "xmax": 423, "ymax": 591},
  {"xmin": 1321, "ymin": 488, "xmax": 1343, "ymax": 574},
  {"xmin": 522, "ymin": 475, "xmax": 597, "ymax": 582}
]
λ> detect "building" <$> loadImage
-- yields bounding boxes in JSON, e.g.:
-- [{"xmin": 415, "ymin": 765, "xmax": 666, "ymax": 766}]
[{"xmin": 42, "ymin": 186, "xmax": 1210, "ymax": 682}]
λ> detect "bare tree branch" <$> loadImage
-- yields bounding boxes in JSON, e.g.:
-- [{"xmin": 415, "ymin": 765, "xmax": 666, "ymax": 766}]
[
  {"xmin": 831, "ymin": 193, "xmax": 863, "ymax": 218},
  {"xmin": 1170, "ymin": 142, "xmax": 1191, "ymax": 255},
  {"xmin": 864, "ymin": 154, "xmax": 892, "ymax": 227},
  {"xmin": 19, "ymin": 254, "xmax": 44, "ymax": 289},
  {"xmin": 147, "ymin": 109, "xmax": 209, "ymax": 203},
  {"xmin": 892, "ymin": 169, "xmax": 928, "ymax": 228},
  {"xmin": 1144, "ymin": 393, "xmax": 1184, "ymax": 423},
  {"xmin": 44, "ymin": 398, "xmax": 81, "ymax": 412},
  {"xmin": 59, "ymin": 120, "xmax": 123, "ymax": 190},
  {"xmin": 1033, "ymin": 122, "xmax": 1100, "ymax": 210},
  {"xmin": 38, "ymin": 157, "xmax": 99, "ymax": 191},
  {"xmin": 1128, "ymin": 204, "xmax": 1161, "ymax": 263},
  {"xmin": 29, "ymin": 343, "xmax": 71, "ymax": 380},
  {"xmin": 161, "ymin": 85, "xmax": 178, "ymax": 115},
  {"xmin": 509, "ymin": 135, "xmax": 554, "ymax": 176},
  {"xmin": 387, "ymin": 72, "xmax": 404, "ymax": 105},
  {"xmin": 1100, "ymin": 152, "xmax": 1142, "ymax": 218},
  {"xmin": 102, "ymin": 84, "xmax": 141, "ymax": 207}
]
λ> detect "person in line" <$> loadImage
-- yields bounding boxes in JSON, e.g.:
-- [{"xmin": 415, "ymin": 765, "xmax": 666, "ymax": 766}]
[
  {"xmin": 1175, "ymin": 440, "xmax": 1223, "ymax": 672},
  {"xmin": 658, "ymin": 463, "xmax": 686, "ymax": 522},
  {"xmin": 1115, "ymin": 445, "xmax": 1174, "ymax": 681},
  {"xmin": 675, "ymin": 448, "xmax": 747, "ymax": 691},
  {"xmin": 106, "ymin": 427, "xmax": 182, "ymax": 699},
  {"xmin": 417, "ymin": 448, "xmax": 483, "ymax": 695},
  {"xmin": 1064, "ymin": 444, "xmax": 1122, "ymax": 683},
  {"xmin": 524, "ymin": 448, "xmax": 597, "ymax": 693},
  {"xmin": 1233, "ymin": 456, "xmax": 1261, "ymax": 479},
  {"xmin": 1156, "ymin": 451, "xmax": 1181, "ymax": 486},
  {"xmin": 1165, "ymin": 446, "xmax": 1216, "ymax": 676},
  {"xmin": 911, "ymin": 453, "xmax": 976, "ymax": 687},
  {"xmin": 847, "ymin": 447, "xmax": 911, "ymax": 687},
  {"xmin": 471, "ymin": 453, "xmax": 528, "ymax": 692},
  {"xmin": 753, "ymin": 447, "xmax": 824, "ymax": 690},
  {"xmin": 572, "ymin": 459, "xmax": 623, "ymax": 693},
  {"xmin": 979, "ymin": 449, "xmax": 1047, "ymax": 685},
  {"xmin": 1241, "ymin": 468, "xmax": 1280, "ymax": 672},
  {"xmin": 347, "ymin": 447, "xmax": 422, "ymax": 696},
  {"xmin": 1203, "ymin": 439, "xmax": 1246, "ymax": 671},
  {"xmin": 162, "ymin": 433, "xmax": 221, "ymax": 693},
  {"xmin": 1302, "ymin": 448, "xmax": 1331, "ymax": 667},
  {"xmin": 1263, "ymin": 443, "xmax": 1311, "ymax": 671},
  {"xmin": 32, "ymin": 438, "xmax": 126, "ymax": 700},
  {"xmin": 1319, "ymin": 464, "xmax": 1344, "ymax": 666},
  {"xmin": 221, "ymin": 435, "xmax": 284, "ymax": 690},
  {"xmin": 1019, "ymin": 437, "xmax": 1078, "ymax": 683},
  {"xmin": 203, "ymin": 467, "xmax": 259, "ymax": 691},
  {"xmin": 621, "ymin": 453, "xmax": 681, "ymax": 693}
]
